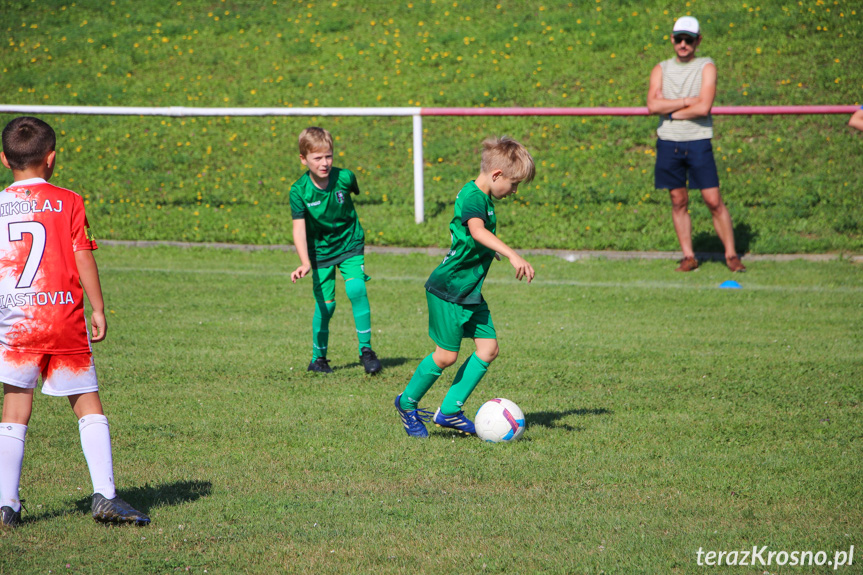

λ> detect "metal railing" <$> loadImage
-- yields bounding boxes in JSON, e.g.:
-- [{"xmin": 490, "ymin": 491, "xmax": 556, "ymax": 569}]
[{"xmin": 0, "ymin": 104, "xmax": 857, "ymax": 223}]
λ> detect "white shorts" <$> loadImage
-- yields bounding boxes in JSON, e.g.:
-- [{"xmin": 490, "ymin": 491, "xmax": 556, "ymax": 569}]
[{"xmin": 0, "ymin": 345, "xmax": 98, "ymax": 397}]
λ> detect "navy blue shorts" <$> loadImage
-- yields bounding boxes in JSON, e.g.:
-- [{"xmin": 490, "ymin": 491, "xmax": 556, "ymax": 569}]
[{"xmin": 654, "ymin": 138, "xmax": 720, "ymax": 190}]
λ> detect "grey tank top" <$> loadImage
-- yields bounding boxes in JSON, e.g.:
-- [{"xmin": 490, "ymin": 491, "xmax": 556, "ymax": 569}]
[{"xmin": 656, "ymin": 56, "xmax": 714, "ymax": 142}]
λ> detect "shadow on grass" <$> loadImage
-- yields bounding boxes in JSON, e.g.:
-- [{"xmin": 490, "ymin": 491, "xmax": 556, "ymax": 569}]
[
  {"xmin": 430, "ymin": 408, "xmax": 614, "ymax": 439},
  {"xmin": 528, "ymin": 407, "xmax": 612, "ymax": 432},
  {"xmin": 431, "ymin": 427, "xmax": 477, "ymax": 439},
  {"xmin": 693, "ymin": 222, "xmax": 757, "ymax": 258},
  {"xmin": 23, "ymin": 480, "xmax": 212, "ymax": 526},
  {"xmin": 78, "ymin": 480, "xmax": 213, "ymax": 514},
  {"xmin": 379, "ymin": 356, "xmax": 412, "ymax": 369},
  {"xmin": 337, "ymin": 356, "xmax": 412, "ymax": 371},
  {"xmin": 66, "ymin": 480, "xmax": 211, "ymax": 518}
]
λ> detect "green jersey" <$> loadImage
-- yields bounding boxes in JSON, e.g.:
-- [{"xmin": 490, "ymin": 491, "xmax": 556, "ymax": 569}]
[
  {"xmin": 290, "ymin": 167, "xmax": 365, "ymax": 268},
  {"xmin": 425, "ymin": 181, "xmax": 497, "ymax": 305}
]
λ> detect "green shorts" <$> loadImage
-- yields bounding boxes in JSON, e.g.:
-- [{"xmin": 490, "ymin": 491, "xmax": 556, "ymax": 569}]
[
  {"xmin": 312, "ymin": 254, "xmax": 370, "ymax": 302},
  {"xmin": 426, "ymin": 291, "xmax": 496, "ymax": 352}
]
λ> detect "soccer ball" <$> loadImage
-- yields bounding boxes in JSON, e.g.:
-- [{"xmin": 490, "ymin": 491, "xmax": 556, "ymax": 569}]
[{"xmin": 474, "ymin": 398, "xmax": 526, "ymax": 443}]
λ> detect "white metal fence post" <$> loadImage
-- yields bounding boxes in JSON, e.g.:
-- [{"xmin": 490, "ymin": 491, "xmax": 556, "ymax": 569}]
[{"xmin": 412, "ymin": 112, "xmax": 424, "ymax": 223}]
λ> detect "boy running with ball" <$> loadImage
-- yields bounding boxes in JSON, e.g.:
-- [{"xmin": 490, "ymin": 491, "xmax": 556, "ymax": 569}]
[
  {"xmin": 395, "ymin": 136, "xmax": 535, "ymax": 438},
  {"xmin": 0, "ymin": 117, "xmax": 149, "ymax": 527},
  {"xmin": 290, "ymin": 127, "xmax": 382, "ymax": 374}
]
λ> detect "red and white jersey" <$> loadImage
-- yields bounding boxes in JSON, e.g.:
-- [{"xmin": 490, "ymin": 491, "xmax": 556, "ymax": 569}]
[{"xmin": 0, "ymin": 177, "xmax": 97, "ymax": 353}]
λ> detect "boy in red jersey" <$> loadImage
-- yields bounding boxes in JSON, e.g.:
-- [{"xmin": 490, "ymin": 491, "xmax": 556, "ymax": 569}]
[{"xmin": 0, "ymin": 117, "xmax": 149, "ymax": 528}]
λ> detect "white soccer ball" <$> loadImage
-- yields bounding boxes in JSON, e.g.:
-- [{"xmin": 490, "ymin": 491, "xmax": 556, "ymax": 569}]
[{"xmin": 474, "ymin": 398, "xmax": 526, "ymax": 443}]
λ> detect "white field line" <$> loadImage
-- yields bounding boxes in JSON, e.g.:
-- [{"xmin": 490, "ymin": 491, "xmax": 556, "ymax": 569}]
[{"xmin": 100, "ymin": 266, "xmax": 863, "ymax": 294}]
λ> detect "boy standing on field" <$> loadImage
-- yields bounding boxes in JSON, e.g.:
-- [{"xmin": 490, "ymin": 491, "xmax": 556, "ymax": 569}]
[
  {"xmin": 0, "ymin": 117, "xmax": 149, "ymax": 528},
  {"xmin": 394, "ymin": 136, "xmax": 535, "ymax": 438},
  {"xmin": 290, "ymin": 127, "xmax": 382, "ymax": 375}
]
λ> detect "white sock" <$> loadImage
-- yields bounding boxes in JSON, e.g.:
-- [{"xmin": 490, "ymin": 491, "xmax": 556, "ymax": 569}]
[
  {"xmin": 0, "ymin": 423, "xmax": 27, "ymax": 512},
  {"xmin": 78, "ymin": 414, "xmax": 117, "ymax": 500}
]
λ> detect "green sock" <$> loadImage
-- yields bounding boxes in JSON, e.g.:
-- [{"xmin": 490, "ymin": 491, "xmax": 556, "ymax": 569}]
[
  {"xmin": 440, "ymin": 353, "xmax": 490, "ymax": 415},
  {"xmin": 345, "ymin": 278, "xmax": 372, "ymax": 354},
  {"xmin": 400, "ymin": 354, "xmax": 443, "ymax": 410},
  {"xmin": 312, "ymin": 301, "xmax": 336, "ymax": 360}
]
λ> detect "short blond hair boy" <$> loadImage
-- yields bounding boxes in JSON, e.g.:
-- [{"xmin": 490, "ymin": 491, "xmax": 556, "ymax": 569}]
[
  {"xmin": 394, "ymin": 135, "xmax": 535, "ymax": 437},
  {"xmin": 480, "ymin": 136, "xmax": 536, "ymax": 184},
  {"xmin": 298, "ymin": 126, "xmax": 334, "ymax": 157},
  {"xmin": 289, "ymin": 127, "xmax": 382, "ymax": 375}
]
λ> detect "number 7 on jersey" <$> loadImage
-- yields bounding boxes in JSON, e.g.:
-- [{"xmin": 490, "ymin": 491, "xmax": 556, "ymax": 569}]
[{"xmin": 8, "ymin": 221, "xmax": 47, "ymax": 289}]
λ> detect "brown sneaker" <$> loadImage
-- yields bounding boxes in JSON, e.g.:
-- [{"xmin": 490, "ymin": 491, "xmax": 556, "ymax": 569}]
[
  {"xmin": 675, "ymin": 257, "xmax": 699, "ymax": 272},
  {"xmin": 726, "ymin": 255, "xmax": 746, "ymax": 273}
]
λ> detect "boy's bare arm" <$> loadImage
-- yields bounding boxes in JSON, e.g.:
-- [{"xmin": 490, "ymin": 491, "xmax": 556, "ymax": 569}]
[
  {"xmin": 291, "ymin": 218, "xmax": 312, "ymax": 283},
  {"xmin": 74, "ymin": 249, "xmax": 107, "ymax": 342},
  {"xmin": 467, "ymin": 218, "xmax": 534, "ymax": 283}
]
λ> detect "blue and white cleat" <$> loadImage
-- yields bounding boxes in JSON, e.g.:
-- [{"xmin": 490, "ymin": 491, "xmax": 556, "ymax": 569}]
[
  {"xmin": 433, "ymin": 409, "xmax": 476, "ymax": 435},
  {"xmin": 394, "ymin": 394, "xmax": 432, "ymax": 438}
]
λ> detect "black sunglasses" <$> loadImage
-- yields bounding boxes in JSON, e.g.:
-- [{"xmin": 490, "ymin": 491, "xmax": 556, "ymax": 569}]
[{"xmin": 673, "ymin": 35, "xmax": 697, "ymax": 45}]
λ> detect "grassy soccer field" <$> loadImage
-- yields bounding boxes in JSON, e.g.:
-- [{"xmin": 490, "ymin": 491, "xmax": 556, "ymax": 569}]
[
  {"xmin": 1, "ymin": 0, "xmax": 862, "ymax": 572},
  {"xmin": 0, "ymin": 245, "xmax": 860, "ymax": 574}
]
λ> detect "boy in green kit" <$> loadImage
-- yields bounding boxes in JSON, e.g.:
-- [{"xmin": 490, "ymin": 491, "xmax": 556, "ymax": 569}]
[
  {"xmin": 394, "ymin": 136, "xmax": 535, "ymax": 437},
  {"xmin": 289, "ymin": 127, "xmax": 381, "ymax": 375}
]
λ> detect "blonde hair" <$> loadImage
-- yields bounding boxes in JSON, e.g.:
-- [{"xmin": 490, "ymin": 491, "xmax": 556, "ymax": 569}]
[
  {"xmin": 480, "ymin": 136, "xmax": 535, "ymax": 183},
  {"xmin": 298, "ymin": 126, "xmax": 333, "ymax": 156}
]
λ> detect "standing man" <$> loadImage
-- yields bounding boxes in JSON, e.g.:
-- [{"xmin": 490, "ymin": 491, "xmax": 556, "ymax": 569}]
[{"xmin": 647, "ymin": 16, "xmax": 745, "ymax": 272}]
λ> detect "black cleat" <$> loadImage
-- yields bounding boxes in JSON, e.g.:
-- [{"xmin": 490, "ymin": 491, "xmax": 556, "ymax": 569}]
[
  {"xmin": 359, "ymin": 348, "xmax": 382, "ymax": 374},
  {"xmin": 91, "ymin": 493, "xmax": 150, "ymax": 526},
  {"xmin": 307, "ymin": 357, "xmax": 333, "ymax": 373},
  {"xmin": 0, "ymin": 504, "xmax": 22, "ymax": 528}
]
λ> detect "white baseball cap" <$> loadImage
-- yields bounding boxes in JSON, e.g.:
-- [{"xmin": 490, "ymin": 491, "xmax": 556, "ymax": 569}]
[{"xmin": 672, "ymin": 16, "xmax": 700, "ymax": 37}]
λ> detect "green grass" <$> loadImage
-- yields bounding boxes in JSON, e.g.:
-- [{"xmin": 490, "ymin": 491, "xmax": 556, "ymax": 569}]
[
  {"xmin": 1, "ymin": 0, "xmax": 862, "ymax": 253},
  {"xmin": 1, "ymin": 4, "xmax": 861, "ymax": 571},
  {"xmin": 0, "ymin": 246, "xmax": 860, "ymax": 573}
]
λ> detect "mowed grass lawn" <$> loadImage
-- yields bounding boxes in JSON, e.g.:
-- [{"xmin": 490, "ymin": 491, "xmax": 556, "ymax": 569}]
[{"xmin": 0, "ymin": 245, "xmax": 860, "ymax": 574}]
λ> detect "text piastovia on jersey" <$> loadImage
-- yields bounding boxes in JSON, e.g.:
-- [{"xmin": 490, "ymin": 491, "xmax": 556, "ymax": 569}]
[
  {"xmin": 0, "ymin": 291, "xmax": 75, "ymax": 308},
  {"xmin": 0, "ymin": 199, "xmax": 64, "ymax": 217}
]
